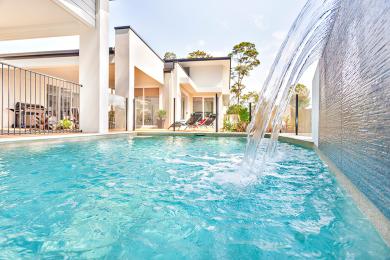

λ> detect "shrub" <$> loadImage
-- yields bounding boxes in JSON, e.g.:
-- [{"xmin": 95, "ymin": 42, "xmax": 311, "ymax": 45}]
[
  {"xmin": 226, "ymin": 104, "xmax": 250, "ymax": 123},
  {"xmin": 223, "ymin": 120, "xmax": 234, "ymax": 131},
  {"xmin": 57, "ymin": 119, "xmax": 73, "ymax": 130}
]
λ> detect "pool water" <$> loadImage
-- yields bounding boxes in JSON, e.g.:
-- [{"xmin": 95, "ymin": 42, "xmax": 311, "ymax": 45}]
[{"xmin": 0, "ymin": 136, "xmax": 389, "ymax": 259}]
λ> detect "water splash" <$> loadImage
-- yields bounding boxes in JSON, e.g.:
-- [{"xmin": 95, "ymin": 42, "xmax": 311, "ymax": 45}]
[{"xmin": 245, "ymin": 0, "xmax": 341, "ymax": 166}]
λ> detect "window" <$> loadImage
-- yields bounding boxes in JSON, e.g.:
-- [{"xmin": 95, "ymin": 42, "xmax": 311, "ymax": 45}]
[
  {"xmin": 193, "ymin": 97, "xmax": 203, "ymax": 114},
  {"xmin": 204, "ymin": 98, "xmax": 214, "ymax": 117},
  {"xmin": 135, "ymin": 88, "xmax": 160, "ymax": 127},
  {"xmin": 193, "ymin": 97, "xmax": 215, "ymax": 118},
  {"xmin": 47, "ymin": 85, "xmax": 58, "ymax": 117}
]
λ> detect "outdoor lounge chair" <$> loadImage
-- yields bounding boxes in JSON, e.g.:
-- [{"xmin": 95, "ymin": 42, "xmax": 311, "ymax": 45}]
[
  {"xmin": 201, "ymin": 114, "xmax": 216, "ymax": 128},
  {"xmin": 168, "ymin": 112, "xmax": 202, "ymax": 129}
]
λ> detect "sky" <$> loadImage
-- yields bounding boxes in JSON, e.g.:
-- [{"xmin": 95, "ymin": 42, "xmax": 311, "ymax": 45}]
[{"xmin": 0, "ymin": 0, "xmax": 315, "ymax": 92}]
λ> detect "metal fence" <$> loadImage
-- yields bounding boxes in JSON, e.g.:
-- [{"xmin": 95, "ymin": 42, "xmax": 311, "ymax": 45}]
[{"xmin": 0, "ymin": 62, "xmax": 82, "ymax": 135}]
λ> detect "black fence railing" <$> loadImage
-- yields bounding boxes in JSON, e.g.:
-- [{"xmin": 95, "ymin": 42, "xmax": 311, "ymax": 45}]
[{"xmin": 0, "ymin": 62, "xmax": 82, "ymax": 135}]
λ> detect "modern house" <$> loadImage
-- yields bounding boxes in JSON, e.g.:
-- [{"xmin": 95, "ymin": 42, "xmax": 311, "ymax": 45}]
[{"xmin": 0, "ymin": 0, "xmax": 231, "ymax": 134}]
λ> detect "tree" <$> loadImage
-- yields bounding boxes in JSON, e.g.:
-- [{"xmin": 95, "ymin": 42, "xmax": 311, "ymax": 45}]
[
  {"xmin": 291, "ymin": 83, "xmax": 310, "ymax": 109},
  {"xmin": 229, "ymin": 42, "xmax": 260, "ymax": 104},
  {"xmin": 164, "ymin": 52, "xmax": 177, "ymax": 60},
  {"xmin": 187, "ymin": 50, "xmax": 213, "ymax": 59},
  {"xmin": 241, "ymin": 91, "xmax": 259, "ymax": 105}
]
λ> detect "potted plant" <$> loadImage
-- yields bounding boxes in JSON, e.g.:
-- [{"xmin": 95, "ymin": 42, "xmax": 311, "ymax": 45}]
[
  {"xmin": 157, "ymin": 109, "xmax": 167, "ymax": 128},
  {"xmin": 57, "ymin": 119, "xmax": 73, "ymax": 130}
]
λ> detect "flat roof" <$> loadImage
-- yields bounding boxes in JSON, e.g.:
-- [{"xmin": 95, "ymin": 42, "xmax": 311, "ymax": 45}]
[
  {"xmin": 0, "ymin": 48, "xmax": 115, "ymax": 60},
  {"xmin": 165, "ymin": 57, "xmax": 231, "ymax": 62},
  {"xmin": 0, "ymin": 49, "xmax": 231, "ymax": 66}
]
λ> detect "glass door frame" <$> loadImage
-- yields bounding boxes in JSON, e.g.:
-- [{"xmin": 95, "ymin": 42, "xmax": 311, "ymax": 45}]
[
  {"xmin": 192, "ymin": 96, "xmax": 216, "ymax": 119},
  {"xmin": 135, "ymin": 87, "xmax": 160, "ymax": 128}
]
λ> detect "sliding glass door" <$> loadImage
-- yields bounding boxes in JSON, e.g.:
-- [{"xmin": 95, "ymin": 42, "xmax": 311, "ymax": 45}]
[
  {"xmin": 192, "ymin": 97, "xmax": 215, "ymax": 118},
  {"xmin": 135, "ymin": 88, "xmax": 159, "ymax": 128}
]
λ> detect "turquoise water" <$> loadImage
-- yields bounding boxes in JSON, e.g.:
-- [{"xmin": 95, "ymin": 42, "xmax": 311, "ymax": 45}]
[{"xmin": 0, "ymin": 136, "xmax": 389, "ymax": 259}]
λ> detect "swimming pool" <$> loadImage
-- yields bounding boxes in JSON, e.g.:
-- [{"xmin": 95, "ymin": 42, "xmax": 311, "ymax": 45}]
[{"xmin": 0, "ymin": 136, "xmax": 389, "ymax": 258}]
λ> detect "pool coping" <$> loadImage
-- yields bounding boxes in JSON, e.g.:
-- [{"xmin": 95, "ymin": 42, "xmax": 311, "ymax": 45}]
[{"xmin": 0, "ymin": 132, "xmax": 134, "ymax": 146}]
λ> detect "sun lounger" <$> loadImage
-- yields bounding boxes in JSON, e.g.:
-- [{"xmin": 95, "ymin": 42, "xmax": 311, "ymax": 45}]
[{"xmin": 168, "ymin": 112, "xmax": 202, "ymax": 129}]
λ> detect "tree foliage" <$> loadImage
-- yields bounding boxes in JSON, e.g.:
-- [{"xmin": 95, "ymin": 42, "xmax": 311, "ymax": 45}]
[
  {"xmin": 241, "ymin": 91, "xmax": 259, "ymax": 104},
  {"xmin": 164, "ymin": 52, "xmax": 177, "ymax": 60},
  {"xmin": 226, "ymin": 104, "xmax": 250, "ymax": 122},
  {"xmin": 229, "ymin": 42, "xmax": 260, "ymax": 104},
  {"xmin": 291, "ymin": 83, "xmax": 310, "ymax": 109},
  {"xmin": 187, "ymin": 50, "xmax": 213, "ymax": 59}
]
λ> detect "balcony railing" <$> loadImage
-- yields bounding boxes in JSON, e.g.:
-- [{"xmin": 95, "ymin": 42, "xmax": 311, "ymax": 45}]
[{"xmin": 0, "ymin": 62, "xmax": 82, "ymax": 135}]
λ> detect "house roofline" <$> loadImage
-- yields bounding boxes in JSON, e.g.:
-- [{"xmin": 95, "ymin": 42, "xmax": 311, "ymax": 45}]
[
  {"xmin": 164, "ymin": 57, "xmax": 231, "ymax": 63},
  {"xmin": 0, "ymin": 48, "xmax": 115, "ymax": 60},
  {"xmin": 114, "ymin": 25, "xmax": 164, "ymax": 62}
]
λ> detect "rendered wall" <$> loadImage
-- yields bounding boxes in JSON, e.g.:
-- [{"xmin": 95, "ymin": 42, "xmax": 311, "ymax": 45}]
[{"xmin": 318, "ymin": 0, "xmax": 390, "ymax": 218}]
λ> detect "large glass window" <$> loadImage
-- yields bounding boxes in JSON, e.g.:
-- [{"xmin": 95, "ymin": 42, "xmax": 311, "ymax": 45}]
[
  {"xmin": 204, "ymin": 98, "xmax": 214, "ymax": 117},
  {"xmin": 60, "ymin": 88, "xmax": 71, "ymax": 120},
  {"xmin": 108, "ymin": 94, "xmax": 127, "ymax": 131},
  {"xmin": 193, "ymin": 97, "xmax": 215, "ymax": 118},
  {"xmin": 135, "ymin": 88, "xmax": 159, "ymax": 128},
  {"xmin": 47, "ymin": 85, "xmax": 58, "ymax": 118},
  {"xmin": 193, "ymin": 97, "xmax": 203, "ymax": 114},
  {"xmin": 46, "ymin": 84, "xmax": 79, "ymax": 129}
]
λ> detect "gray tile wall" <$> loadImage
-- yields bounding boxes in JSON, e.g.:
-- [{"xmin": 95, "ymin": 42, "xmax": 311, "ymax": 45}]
[{"xmin": 319, "ymin": 0, "xmax": 390, "ymax": 218}]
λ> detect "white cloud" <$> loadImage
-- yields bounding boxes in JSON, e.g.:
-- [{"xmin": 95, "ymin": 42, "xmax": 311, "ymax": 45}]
[
  {"xmin": 253, "ymin": 15, "xmax": 266, "ymax": 30},
  {"xmin": 272, "ymin": 30, "xmax": 287, "ymax": 41}
]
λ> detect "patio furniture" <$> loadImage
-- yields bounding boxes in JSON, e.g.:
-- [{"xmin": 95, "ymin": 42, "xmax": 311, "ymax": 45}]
[
  {"xmin": 168, "ymin": 112, "xmax": 202, "ymax": 129},
  {"xmin": 192, "ymin": 117, "xmax": 208, "ymax": 128},
  {"xmin": 201, "ymin": 114, "xmax": 216, "ymax": 128}
]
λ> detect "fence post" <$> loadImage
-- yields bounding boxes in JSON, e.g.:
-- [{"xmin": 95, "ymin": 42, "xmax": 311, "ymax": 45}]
[
  {"xmin": 215, "ymin": 94, "xmax": 219, "ymax": 133},
  {"xmin": 295, "ymin": 94, "xmax": 298, "ymax": 135},
  {"xmin": 125, "ymin": 98, "xmax": 128, "ymax": 131},
  {"xmin": 132, "ymin": 98, "xmax": 135, "ymax": 131},
  {"xmin": 173, "ymin": 98, "xmax": 176, "ymax": 132}
]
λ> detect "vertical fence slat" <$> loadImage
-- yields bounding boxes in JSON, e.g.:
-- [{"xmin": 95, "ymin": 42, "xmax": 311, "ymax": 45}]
[
  {"xmin": 19, "ymin": 68, "xmax": 22, "ymax": 135},
  {"xmin": 43, "ymin": 76, "xmax": 46, "ymax": 134},
  {"xmin": 7, "ymin": 65, "xmax": 10, "ymax": 134},
  {"xmin": 13, "ymin": 67, "xmax": 16, "ymax": 135},
  {"xmin": 0, "ymin": 64, "xmax": 4, "ymax": 134},
  {"xmin": 24, "ymin": 70, "xmax": 27, "ymax": 134}
]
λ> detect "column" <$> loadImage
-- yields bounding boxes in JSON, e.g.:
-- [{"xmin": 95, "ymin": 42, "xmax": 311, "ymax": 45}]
[
  {"xmin": 79, "ymin": 0, "xmax": 109, "ymax": 133},
  {"xmin": 114, "ymin": 26, "xmax": 134, "ymax": 131}
]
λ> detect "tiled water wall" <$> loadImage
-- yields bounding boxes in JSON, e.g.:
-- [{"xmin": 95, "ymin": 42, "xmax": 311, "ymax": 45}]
[{"xmin": 318, "ymin": 0, "xmax": 390, "ymax": 218}]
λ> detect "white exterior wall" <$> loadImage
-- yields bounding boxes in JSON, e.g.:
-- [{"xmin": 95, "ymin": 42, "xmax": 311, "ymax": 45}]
[
  {"xmin": 115, "ymin": 26, "xmax": 164, "ymax": 131},
  {"xmin": 312, "ymin": 61, "xmax": 320, "ymax": 146},
  {"xmin": 79, "ymin": 0, "xmax": 109, "ymax": 133},
  {"xmin": 180, "ymin": 61, "xmax": 230, "ymax": 95},
  {"xmin": 188, "ymin": 66, "xmax": 224, "ymax": 90},
  {"xmin": 129, "ymin": 31, "xmax": 164, "ymax": 85}
]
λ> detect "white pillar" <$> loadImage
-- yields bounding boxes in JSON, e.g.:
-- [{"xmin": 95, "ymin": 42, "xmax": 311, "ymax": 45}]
[
  {"xmin": 115, "ymin": 26, "xmax": 134, "ymax": 131},
  {"xmin": 312, "ymin": 61, "xmax": 321, "ymax": 146},
  {"xmin": 79, "ymin": 0, "xmax": 109, "ymax": 133}
]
